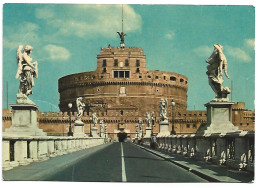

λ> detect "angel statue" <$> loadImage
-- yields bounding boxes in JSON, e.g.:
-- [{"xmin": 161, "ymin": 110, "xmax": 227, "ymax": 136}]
[
  {"xmin": 91, "ymin": 112, "xmax": 98, "ymax": 127},
  {"xmin": 206, "ymin": 44, "xmax": 231, "ymax": 102},
  {"xmin": 145, "ymin": 112, "xmax": 154, "ymax": 128},
  {"xmin": 16, "ymin": 45, "xmax": 38, "ymax": 97},
  {"xmin": 117, "ymin": 31, "xmax": 127, "ymax": 48},
  {"xmin": 75, "ymin": 97, "xmax": 85, "ymax": 123},
  {"xmin": 160, "ymin": 98, "xmax": 168, "ymax": 122}
]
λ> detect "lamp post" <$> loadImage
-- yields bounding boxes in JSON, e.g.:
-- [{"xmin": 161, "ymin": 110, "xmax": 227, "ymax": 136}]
[
  {"xmin": 68, "ymin": 103, "xmax": 73, "ymax": 136},
  {"xmin": 171, "ymin": 99, "xmax": 176, "ymax": 135},
  {"xmin": 89, "ymin": 116, "xmax": 92, "ymax": 137},
  {"xmin": 104, "ymin": 124, "xmax": 107, "ymax": 138},
  {"xmin": 139, "ymin": 119, "xmax": 143, "ymax": 138},
  {"xmin": 135, "ymin": 124, "xmax": 139, "ymax": 139}
]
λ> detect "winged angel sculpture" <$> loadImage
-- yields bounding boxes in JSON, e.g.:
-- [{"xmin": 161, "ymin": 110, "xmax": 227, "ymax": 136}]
[{"xmin": 16, "ymin": 45, "xmax": 38, "ymax": 104}]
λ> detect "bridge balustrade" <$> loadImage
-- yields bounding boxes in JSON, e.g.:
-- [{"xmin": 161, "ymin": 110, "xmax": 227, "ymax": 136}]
[
  {"xmin": 2, "ymin": 136, "xmax": 105, "ymax": 171},
  {"xmin": 139, "ymin": 131, "xmax": 254, "ymax": 173}
]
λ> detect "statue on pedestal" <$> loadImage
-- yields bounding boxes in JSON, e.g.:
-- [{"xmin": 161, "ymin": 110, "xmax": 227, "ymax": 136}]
[
  {"xmin": 92, "ymin": 112, "xmax": 98, "ymax": 127},
  {"xmin": 100, "ymin": 120, "xmax": 103, "ymax": 132},
  {"xmin": 16, "ymin": 45, "xmax": 38, "ymax": 104},
  {"xmin": 145, "ymin": 112, "xmax": 153, "ymax": 128},
  {"xmin": 75, "ymin": 97, "xmax": 85, "ymax": 124},
  {"xmin": 206, "ymin": 44, "xmax": 231, "ymax": 102},
  {"xmin": 159, "ymin": 99, "xmax": 168, "ymax": 122}
]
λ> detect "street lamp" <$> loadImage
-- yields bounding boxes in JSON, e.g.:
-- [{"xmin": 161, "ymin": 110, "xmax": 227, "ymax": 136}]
[
  {"xmin": 139, "ymin": 119, "xmax": 143, "ymax": 138},
  {"xmin": 68, "ymin": 103, "xmax": 73, "ymax": 136},
  {"xmin": 104, "ymin": 124, "xmax": 107, "ymax": 138},
  {"xmin": 89, "ymin": 116, "xmax": 92, "ymax": 137},
  {"xmin": 171, "ymin": 99, "xmax": 176, "ymax": 135}
]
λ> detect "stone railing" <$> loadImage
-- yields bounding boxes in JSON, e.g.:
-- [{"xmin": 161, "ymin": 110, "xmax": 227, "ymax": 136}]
[
  {"xmin": 2, "ymin": 136, "xmax": 106, "ymax": 171},
  {"xmin": 140, "ymin": 131, "xmax": 254, "ymax": 173}
]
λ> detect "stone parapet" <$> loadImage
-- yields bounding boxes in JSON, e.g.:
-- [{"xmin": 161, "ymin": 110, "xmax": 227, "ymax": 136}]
[{"xmin": 2, "ymin": 136, "xmax": 106, "ymax": 171}]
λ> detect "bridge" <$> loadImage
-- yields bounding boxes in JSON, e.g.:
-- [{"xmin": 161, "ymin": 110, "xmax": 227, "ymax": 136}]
[
  {"xmin": 2, "ymin": 135, "xmax": 254, "ymax": 182},
  {"xmin": 2, "ymin": 100, "xmax": 255, "ymax": 183}
]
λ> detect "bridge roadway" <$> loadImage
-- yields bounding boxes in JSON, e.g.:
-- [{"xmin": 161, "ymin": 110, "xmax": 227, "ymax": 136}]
[{"xmin": 3, "ymin": 142, "xmax": 207, "ymax": 182}]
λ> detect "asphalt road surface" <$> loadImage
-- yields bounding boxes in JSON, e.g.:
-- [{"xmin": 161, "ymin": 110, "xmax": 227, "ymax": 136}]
[{"xmin": 44, "ymin": 142, "xmax": 207, "ymax": 182}]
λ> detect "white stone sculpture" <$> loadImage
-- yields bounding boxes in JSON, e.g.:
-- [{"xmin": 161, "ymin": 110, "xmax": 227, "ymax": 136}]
[
  {"xmin": 16, "ymin": 45, "xmax": 38, "ymax": 104},
  {"xmin": 206, "ymin": 44, "xmax": 231, "ymax": 102},
  {"xmin": 100, "ymin": 120, "xmax": 103, "ymax": 131},
  {"xmin": 145, "ymin": 112, "xmax": 153, "ymax": 128},
  {"xmin": 75, "ymin": 97, "xmax": 85, "ymax": 123},
  {"xmin": 92, "ymin": 112, "xmax": 98, "ymax": 127},
  {"xmin": 159, "ymin": 98, "xmax": 168, "ymax": 122}
]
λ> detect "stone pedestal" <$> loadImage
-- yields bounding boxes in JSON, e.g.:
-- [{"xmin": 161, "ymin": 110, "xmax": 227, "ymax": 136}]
[
  {"xmin": 197, "ymin": 102, "xmax": 239, "ymax": 136},
  {"xmin": 4, "ymin": 104, "xmax": 46, "ymax": 137},
  {"xmin": 91, "ymin": 127, "xmax": 99, "ymax": 138},
  {"xmin": 157, "ymin": 121, "xmax": 170, "ymax": 136},
  {"xmin": 73, "ymin": 121, "xmax": 86, "ymax": 137},
  {"xmin": 144, "ymin": 127, "xmax": 152, "ymax": 138}
]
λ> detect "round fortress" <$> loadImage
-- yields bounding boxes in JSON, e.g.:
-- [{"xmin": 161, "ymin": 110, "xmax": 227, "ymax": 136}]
[{"xmin": 58, "ymin": 46, "xmax": 188, "ymax": 139}]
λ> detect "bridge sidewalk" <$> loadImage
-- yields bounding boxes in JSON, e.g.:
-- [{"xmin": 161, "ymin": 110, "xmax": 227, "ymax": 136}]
[
  {"xmin": 3, "ymin": 143, "xmax": 112, "ymax": 181},
  {"xmin": 137, "ymin": 144, "xmax": 254, "ymax": 183}
]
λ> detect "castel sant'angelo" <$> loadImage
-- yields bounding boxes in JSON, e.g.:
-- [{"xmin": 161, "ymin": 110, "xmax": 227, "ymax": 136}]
[{"xmin": 2, "ymin": 29, "xmax": 255, "ymax": 140}]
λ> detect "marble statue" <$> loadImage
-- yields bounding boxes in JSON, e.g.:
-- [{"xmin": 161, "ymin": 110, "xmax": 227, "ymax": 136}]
[
  {"xmin": 16, "ymin": 45, "xmax": 38, "ymax": 104},
  {"xmin": 138, "ymin": 118, "xmax": 143, "ymax": 131},
  {"xmin": 117, "ymin": 31, "xmax": 127, "ymax": 47},
  {"xmin": 16, "ymin": 45, "xmax": 38, "ymax": 96},
  {"xmin": 92, "ymin": 112, "xmax": 98, "ymax": 127},
  {"xmin": 145, "ymin": 112, "xmax": 153, "ymax": 128},
  {"xmin": 206, "ymin": 44, "xmax": 231, "ymax": 102},
  {"xmin": 159, "ymin": 98, "xmax": 168, "ymax": 122},
  {"xmin": 100, "ymin": 120, "xmax": 103, "ymax": 131},
  {"xmin": 75, "ymin": 97, "xmax": 85, "ymax": 123}
]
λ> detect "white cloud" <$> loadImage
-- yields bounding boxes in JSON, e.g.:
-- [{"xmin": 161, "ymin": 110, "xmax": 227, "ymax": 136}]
[
  {"xmin": 245, "ymin": 38, "xmax": 255, "ymax": 50},
  {"xmin": 35, "ymin": 5, "xmax": 142, "ymax": 39},
  {"xmin": 165, "ymin": 31, "xmax": 175, "ymax": 40},
  {"xmin": 3, "ymin": 22, "xmax": 40, "ymax": 49},
  {"xmin": 35, "ymin": 7, "xmax": 54, "ymax": 20},
  {"xmin": 193, "ymin": 46, "xmax": 212, "ymax": 57},
  {"xmin": 225, "ymin": 46, "xmax": 252, "ymax": 63},
  {"xmin": 43, "ymin": 44, "xmax": 70, "ymax": 61}
]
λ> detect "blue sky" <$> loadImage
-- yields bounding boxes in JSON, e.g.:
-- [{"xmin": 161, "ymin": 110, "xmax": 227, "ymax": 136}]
[{"xmin": 2, "ymin": 4, "xmax": 255, "ymax": 112}]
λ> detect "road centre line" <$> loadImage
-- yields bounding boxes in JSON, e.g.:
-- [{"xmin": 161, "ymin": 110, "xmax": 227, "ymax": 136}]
[{"xmin": 121, "ymin": 143, "xmax": 127, "ymax": 182}]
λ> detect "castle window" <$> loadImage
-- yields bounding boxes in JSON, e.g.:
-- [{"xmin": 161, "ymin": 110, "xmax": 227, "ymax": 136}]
[
  {"xmin": 103, "ymin": 68, "xmax": 106, "ymax": 73},
  {"xmin": 119, "ymin": 71, "xmax": 124, "ymax": 78},
  {"xmin": 185, "ymin": 81, "xmax": 188, "ymax": 84},
  {"xmin": 103, "ymin": 59, "xmax": 107, "ymax": 67},
  {"xmin": 136, "ymin": 68, "xmax": 140, "ymax": 73},
  {"xmin": 97, "ymin": 88, "xmax": 100, "ymax": 92},
  {"xmin": 193, "ymin": 124, "xmax": 196, "ymax": 128},
  {"xmin": 139, "ymin": 75, "xmax": 142, "ymax": 78},
  {"xmin": 247, "ymin": 123, "xmax": 249, "ymax": 126},
  {"xmin": 170, "ymin": 76, "xmax": 176, "ymax": 81},
  {"xmin": 163, "ymin": 76, "xmax": 166, "ymax": 80},
  {"xmin": 101, "ymin": 75, "xmax": 104, "ymax": 78},
  {"xmin": 180, "ymin": 78, "xmax": 184, "ymax": 82},
  {"xmin": 120, "ymin": 110, "xmax": 124, "ymax": 116},
  {"xmin": 125, "ymin": 59, "xmax": 129, "ymax": 66},
  {"xmin": 136, "ymin": 60, "xmax": 140, "ymax": 67},
  {"xmin": 113, "ymin": 70, "xmax": 130, "ymax": 78},
  {"xmin": 155, "ymin": 76, "xmax": 159, "ymax": 79},
  {"xmin": 156, "ymin": 89, "xmax": 159, "ymax": 92},
  {"xmin": 125, "ymin": 71, "xmax": 129, "ymax": 78},
  {"xmin": 114, "ymin": 71, "xmax": 119, "ymax": 78},
  {"xmin": 186, "ymin": 124, "xmax": 190, "ymax": 128},
  {"xmin": 114, "ymin": 59, "xmax": 118, "ymax": 66},
  {"xmin": 240, "ymin": 123, "xmax": 242, "ymax": 126},
  {"xmin": 92, "ymin": 75, "xmax": 96, "ymax": 79},
  {"xmin": 147, "ymin": 75, "xmax": 151, "ymax": 79}
]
